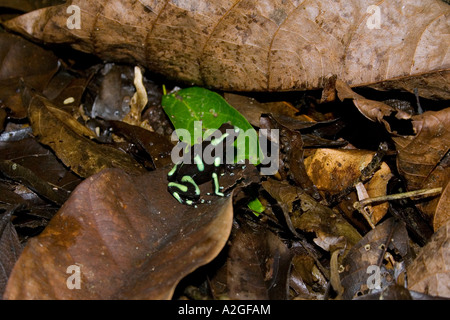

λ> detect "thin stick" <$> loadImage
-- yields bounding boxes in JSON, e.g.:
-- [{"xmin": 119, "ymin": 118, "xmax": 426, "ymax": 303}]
[{"xmin": 354, "ymin": 187, "xmax": 442, "ymax": 211}]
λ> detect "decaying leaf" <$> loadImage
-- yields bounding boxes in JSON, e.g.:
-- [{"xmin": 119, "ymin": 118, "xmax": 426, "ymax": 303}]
[
  {"xmin": 407, "ymin": 219, "xmax": 450, "ymax": 298},
  {"xmin": 392, "ymin": 108, "xmax": 450, "ymax": 190},
  {"xmin": 107, "ymin": 120, "xmax": 174, "ymax": 169},
  {"xmin": 4, "ymin": 0, "xmax": 449, "ymax": 98},
  {"xmin": 0, "ymin": 160, "xmax": 69, "ymax": 206},
  {"xmin": 122, "ymin": 66, "xmax": 152, "ymax": 131},
  {"xmin": 3, "ymin": 168, "xmax": 234, "ymax": 299},
  {"xmin": 0, "ymin": 33, "xmax": 59, "ymax": 119},
  {"xmin": 336, "ymin": 80, "xmax": 412, "ymax": 124},
  {"xmin": 43, "ymin": 69, "xmax": 92, "ymax": 114},
  {"xmin": 433, "ymin": 182, "xmax": 450, "ymax": 232},
  {"xmin": 304, "ymin": 148, "xmax": 392, "ymax": 225},
  {"xmin": 289, "ymin": 242, "xmax": 328, "ymax": 299},
  {"xmin": 224, "ymin": 93, "xmax": 313, "ymax": 128},
  {"xmin": 0, "ymin": 138, "xmax": 81, "ymax": 192},
  {"xmin": 0, "ymin": 207, "xmax": 23, "ymax": 297},
  {"xmin": 22, "ymin": 86, "xmax": 146, "ymax": 178},
  {"xmin": 227, "ymin": 219, "xmax": 292, "ymax": 300},
  {"xmin": 339, "ymin": 218, "xmax": 409, "ymax": 299},
  {"xmin": 262, "ymin": 179, "xmax": 362, "ymax": 251},
  {"xmin": 260, "ymin": 114, "xmax": 320, "ymax": 200}
]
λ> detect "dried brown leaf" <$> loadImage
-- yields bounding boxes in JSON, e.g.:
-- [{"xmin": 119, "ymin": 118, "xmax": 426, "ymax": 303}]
[
  {"xmin": 0, "ymin": 138, "xmax": 81, "ymax": 192},
  {"xmin": 0, "ymin": 0, "xmax": 66, "ymax": 12},
  {"xmin": 3, "ymin": 168, "xmax": 234, "ymax": 299},
  {"xmin": 23, "ymin": 87, "xmax": 145, "ymax": 177},
  {"xmin": 108, "ymin": 120, "xmax": 174, "ymax": 169},
  {"xmin": 336, "ymin": 80, "xmax": 412, "ymax": 125},
  {"xmin": 4, "ymin": 0, "xmax": 449, "ymax": 98}
]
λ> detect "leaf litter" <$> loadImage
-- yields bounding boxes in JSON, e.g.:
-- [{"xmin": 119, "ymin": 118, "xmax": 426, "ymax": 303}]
[{"xmin": 0, "ymin": 3, "xmax": 449, "ymax": 300}]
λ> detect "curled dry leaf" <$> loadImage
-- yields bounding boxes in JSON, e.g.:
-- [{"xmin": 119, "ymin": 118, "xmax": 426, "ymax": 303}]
[
  {"xmin": 22, "ymin": 86, "xmax": 146, "ymax": 178},
  {"xmin": 392, "ymin": 108, "xmax": 449, "ymax": 228},
  {"xmin": 336, "ymin": 80, "xmax": 450, "ymax": 228},
  {"xmin": 407, "ymin": 219, "xmax": 450, "ymax": 298},
  {"xmin": 3, "ymin": 168, "xmax": 234, "ymax": 299},
  {"xmin": 291, "ymin": 193, "xmax": 362, "ymax": 252},
  {"xmin": 392, "ymin": 108, "xmax": 450, "ymax": 189},
  {"xmin": 0, "ymin": 160, "xmax": 69, "ymax": 206},
  {"xmin": 4, "ymin": 0, "xmax": 450, "ymax": 98},
  {"xmin": 336, "ymin": 79, "xmax": 412, "ymax": 125},
  {"xmin": 304, "ymin": 148, "xmax": 392, "ymax": 225},
  {"xmin": 224, "ymin": 93, "xmax": 313, "ymax": 128}
]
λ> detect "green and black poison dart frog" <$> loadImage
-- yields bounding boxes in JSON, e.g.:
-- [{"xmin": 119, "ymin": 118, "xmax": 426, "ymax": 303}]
[{"xmin": 167, "ymin": 123, "xmax": 240, "ymax": 205}]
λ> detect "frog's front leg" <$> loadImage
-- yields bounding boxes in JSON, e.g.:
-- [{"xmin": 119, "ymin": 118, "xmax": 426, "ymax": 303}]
[{"xmin": 212, "ymin": 172, "xmax": 224, "ymax": 196}]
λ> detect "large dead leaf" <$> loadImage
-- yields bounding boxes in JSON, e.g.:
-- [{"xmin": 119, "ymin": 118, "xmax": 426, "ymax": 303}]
[
  {"xmin": 3, "ymin": 168, "xmax": 234, "ymax": 299},
  {"xmin": 3, "ymin": 0, "xmax": 449, "ymax": 98}
]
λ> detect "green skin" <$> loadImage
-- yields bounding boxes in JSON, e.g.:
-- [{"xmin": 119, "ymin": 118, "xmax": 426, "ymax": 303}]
[{"xmin": 167, "ymin": 124, "xmax": 238, "ymax": 205}]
